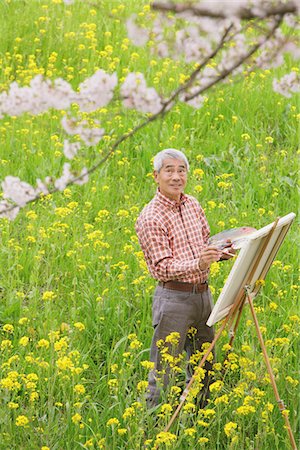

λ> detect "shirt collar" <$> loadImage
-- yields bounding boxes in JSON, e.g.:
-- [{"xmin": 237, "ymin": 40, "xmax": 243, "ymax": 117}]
[{"xmin": 155, "ymin": 189, "xmax": 188, "ymax": 208}]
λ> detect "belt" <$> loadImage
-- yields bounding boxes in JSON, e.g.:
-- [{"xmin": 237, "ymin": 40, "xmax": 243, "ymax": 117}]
[{"xmin": 158, "ymin": 280, "xmax": 208, "ymax": 294}]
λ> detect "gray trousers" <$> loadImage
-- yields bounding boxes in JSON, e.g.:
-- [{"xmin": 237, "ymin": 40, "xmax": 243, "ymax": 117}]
[{"xmin": 148, "ymin": 284, "xmax": 215, "ymax": 406}]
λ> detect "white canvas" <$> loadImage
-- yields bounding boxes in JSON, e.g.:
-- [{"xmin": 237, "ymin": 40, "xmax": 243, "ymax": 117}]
[{"xmin": 207, "ymin": 212, "xmax": 296, "ymax": 327}]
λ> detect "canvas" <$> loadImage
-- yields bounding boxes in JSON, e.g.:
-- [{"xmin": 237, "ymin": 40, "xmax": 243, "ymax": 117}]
[{"xmin": 207, "ymin": 212, "xmax": 296, "ymax": 327}]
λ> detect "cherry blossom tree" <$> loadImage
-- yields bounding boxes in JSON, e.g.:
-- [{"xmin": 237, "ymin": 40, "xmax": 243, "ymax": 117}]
[{"xmin": 0, "ymin": 0, "xmax": 299, "ymax": 219}]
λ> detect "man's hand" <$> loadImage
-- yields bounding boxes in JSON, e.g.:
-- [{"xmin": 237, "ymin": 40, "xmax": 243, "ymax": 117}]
[
  {"xmin": 219, "ymin": 239, "xmax": 236, "ymax": 260},
  {"xmin": 199, "ymin": 246, "xmax": 221, "ymax": 270}
]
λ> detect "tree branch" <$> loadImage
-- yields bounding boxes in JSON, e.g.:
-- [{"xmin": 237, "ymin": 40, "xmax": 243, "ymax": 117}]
[
  {"xmin": 0, "ymin": 14, "xmax": 289, "ymax": 218},
  {"xmin": 1, "ymin": 25, "xmax": 234, "ymax": 217},
  {"xmin": 151, "ymin": 1, "xmax": 298, "ymax": 20},
  {"xmin": 184, "ymin": 16, "xmax": 284, "ymax": 102}
]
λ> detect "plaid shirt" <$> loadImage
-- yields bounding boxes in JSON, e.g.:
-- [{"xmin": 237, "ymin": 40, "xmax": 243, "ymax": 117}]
[{"xmin": 135, "ymin": 189, "xmax": 210, "ymax": 283}]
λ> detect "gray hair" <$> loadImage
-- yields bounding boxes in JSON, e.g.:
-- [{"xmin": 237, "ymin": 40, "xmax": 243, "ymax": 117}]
[{"xmin": 153, "ymin": 148, "xmax": 190, "ymax": 172}]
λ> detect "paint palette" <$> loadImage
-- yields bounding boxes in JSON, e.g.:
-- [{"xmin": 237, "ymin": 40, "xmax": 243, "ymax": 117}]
[{"xmin": 209, "ymin": 227, "xmax": 257, "ymax": 250}]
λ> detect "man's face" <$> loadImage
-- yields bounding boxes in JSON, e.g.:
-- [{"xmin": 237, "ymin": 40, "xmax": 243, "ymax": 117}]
[{"xmin": 154, "ymin": 158, "xmax": 188, "ymax": 202}]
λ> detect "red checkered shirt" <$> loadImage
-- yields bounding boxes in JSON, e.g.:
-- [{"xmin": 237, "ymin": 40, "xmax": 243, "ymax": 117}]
[{"xmin": 135, "ymin": 189, "xmax": 210, "ymax": 283}]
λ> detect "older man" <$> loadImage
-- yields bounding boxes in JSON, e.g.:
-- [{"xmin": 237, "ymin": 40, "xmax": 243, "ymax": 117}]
[{"xmin": 135, "ymin": 148, "xmax": 233, "ymax": 407}]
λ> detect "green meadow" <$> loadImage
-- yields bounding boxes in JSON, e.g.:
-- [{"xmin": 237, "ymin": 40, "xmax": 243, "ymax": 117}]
[{"xmin": 0, "ymin": 1, "xmax": 299, "ymax": 449}]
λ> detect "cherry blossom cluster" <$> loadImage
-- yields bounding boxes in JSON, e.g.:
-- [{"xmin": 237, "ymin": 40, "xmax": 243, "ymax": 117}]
[
  {"xmin": 77, "ymin": 70, "xmax": 118, "ymax": 112},
  {"xmin": 120, "ymin": 73, "xmax": 163, "ymax": 114},
  {"xmin": 0, "ymin": 69, "xmax": 163, "ymax": 119},
  {"xmin": 256, "ymin": 28, "xmax": 300, "ymax": 69},
  {"xmin": 127, "ymin": 0, "xmax": 299, "ymax": 98},
  {"xmin": 0, "ymin": 68, "xmax": 164, "ymax": 219},
  {"xmin": 0, "ymin": 70, "xmax": 118, "ymax": 119},
  {"xmin": 0, "ymin": 76, "xmax": 73, "ymax": 119},
  {"xmin": 0, "ymin": 164, "xmax": 90, "ymax": 220},
  {"xmin": 126, "ymin": 15, "xmax": 150, "ymax": 47},
  {"xmin": 0, "ymin": 69, "xmax": 161, "ymax": 218},
  {"xmin": 127, "ymin": 13, "xmax": 228, "ymax": 63},
  {"xmin": 273, "ymin": 71, "xmax": 300, "ymax": 98},
  {"xmin": 61, "ymin": 116, "xmax": 104, "ymax": 147}
]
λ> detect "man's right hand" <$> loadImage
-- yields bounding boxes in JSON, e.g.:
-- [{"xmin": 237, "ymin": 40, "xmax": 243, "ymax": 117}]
[{"xmin": 199, "ymin": 246, "xmax": 221, "ymax": 271}]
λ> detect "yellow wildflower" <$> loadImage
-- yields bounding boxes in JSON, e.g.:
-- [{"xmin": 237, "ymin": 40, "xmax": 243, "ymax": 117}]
[
  {"xmin": 8, "ymin": 402, "xmax": 19, "ymax": 409},
  {"xmin": 19, "ymin": 317, "xmax": 29, "ymax": 325},
  {"xmin": 160, "ymin": 403, "xmax": 173, "ymax": 415},
  {"xmin": 37, "ymin": 339, "xmax": 50, "ymax": 349},
  {"xmin": 184, "ymin": 428, "xmax": 196, "ymax": 437},
  {"xmin": 209, "ymin": 380, "xmax": 223, "ymax": 393},
  {"xmin": 224, "ymin": 421, "xmax": 238, "ymax": 437},
  {"xmin": 141, "ymin": 360, "xmax": 155, "ymax": 370},
  {"xmin": 117, "ymin": 428, "xmax": 127, "ymax": 435},
  {"xmin": 74, "ymin": 384, "xmax": 85, "ymax": 395},
  {"xmin": 72, "ymin": 413, "xmax": 82, "ymax": 424},
  {"xmin": 155, "ymin": 431, "xmax": 177, "ymax": 445},
  {"xmin": 74, "ymin": 322, "xmax": 85, "ymax": 331},
  {"xmin": 3, "ymin": 324, "xmax": 14, "ymax": 333},
  {"xmin": 236, "ymin": 405, "xmax": 256, "ymax": 415},
  {"xmin": 197, "ymin": 420, "xmax": 209, "ymax": 427},
  {"xmin": 265, "ymin": 136, "xmax": 274, "ymax": 143},
  {"xmin": 202, "ymin": 409, "xmax": 216, "ymax": 417},
  {"xmin": 56, "ymin": 356, "xmax": 74, "ymax": 371},
  {"xmin": 286, "ymin": 376, "xmax": 299, "ymax": 387},
  {"xmin": 183, "ymin": 402, "xmax": 196, "ymax": 413},
  {"xmin": 193, "ymin": 168, "xmax": 204, "ymax": 179},
  {"xmin": 1, "ymin": 339, "xmax": 13, "ymax": 350},
  {"xmin": 106, "ymin": 417, "xmax": 120, "ymax": 427},
  {"xmin": 19, "ymin": 336, "xmax": 29, "ymax": 346},
  {"xmin": 165, "ymin": 332, "xmax": 180, "ymax": 345},
  {"xmin": 214, "ymin": 394, "xmax": 229, "ymax": 405},
  {"xmin": 54, "ymin": 337, "xmax": 69, "ymax": 352},
  {"xmin": 137, "ymin": 380, "xmax": 149, "ymax": 392},
  {"xmin": 16, "ymin": 415, "xmax": 29, "ymax": 427},
  {"xmin": 129, "ymin": 339, "xmax": 142, "ymax": 350},
  {"xmin": 30, "ymin": 392, "xmax": 39, "ymax": 402},
  {"xmin": 42, "ymin": 291, "xmax": 56, "ymax": 301},
  {"xmin": 123, "ymin": 407, "xmax": 135, "ymax": 420},
  {"xmin": 269, "ymin": 302, "xmax": 278, "ymax": 311}
]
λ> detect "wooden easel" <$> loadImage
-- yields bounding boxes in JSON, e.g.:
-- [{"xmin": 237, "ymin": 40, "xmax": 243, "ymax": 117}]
[{"xmin": 162, "ymin": 218, "xmax": 297, "ymax": 449}]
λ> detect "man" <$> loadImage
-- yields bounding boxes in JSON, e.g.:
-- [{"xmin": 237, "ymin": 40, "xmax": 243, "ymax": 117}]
[{"xmin": 135, "ymin": 148, "xmax": 234, "ymax": 407}]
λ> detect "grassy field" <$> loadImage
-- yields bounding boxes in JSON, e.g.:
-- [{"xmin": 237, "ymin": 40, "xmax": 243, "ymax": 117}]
[{"xmin": 0, "ymin": 1, "xmax": 299, "ymax": 449}]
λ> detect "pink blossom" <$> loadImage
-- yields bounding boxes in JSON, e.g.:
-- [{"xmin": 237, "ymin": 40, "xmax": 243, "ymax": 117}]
[
  {"xmin": 121, "ymin": 73, "xmax": 162, "ymax": 114},
  {"xmin": 176, "ymin": 27, "xmax": 213, "ymax": 63},
  {"xmin": 2, "ymin": 176, "xmax": 36, "ymax": 207},
  {"xmin": 36, "ymin": 178, "xmax": 50, "ymax": 195},
  {"xmin": 61, "ymin": 117, "xmax": 104, "ymax": 146},
  {"xmin": 0, "ymin": 75, "xmax": 75, "ymax": 118},
  {"xmin": 180, "ymin": 89, "xmax": 206, "ymax": 109},
  {"xmin": 74, "ymin": 167, "xmax": 89, "ymax": 185},
  {"xmin": 63, "ymin": 140, "xmax": 81, "ymax": 159},
  {"xmin": 0, "ymin": 200, "xmax": 19, "ymax": 220},
  {"xmin": 77, "ymin": 70, "xmax": 118, "ymax": 112},
  {"xmin": 54, "ymin": 163, "xmax": 74, "ymax": 191},
  {"xmin": 126, "ymin": 15, "xmax": 149, "ymax": 46},
  {"xmin": 273, "ymin": 71, "xmax": 300, "ymax": 98}
]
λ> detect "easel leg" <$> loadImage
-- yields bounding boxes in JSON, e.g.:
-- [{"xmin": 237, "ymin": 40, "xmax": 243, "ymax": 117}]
[
  {"xmin": 228, "ymin": 297, "xmax": 246, "ymax": 348},
  {"xmin": 246, "ymin": 291, "xmax": 298, "ymax": 450},
  {"xmin": 221, "ymin": 297, "xmax": 247, "ymax": 378}
]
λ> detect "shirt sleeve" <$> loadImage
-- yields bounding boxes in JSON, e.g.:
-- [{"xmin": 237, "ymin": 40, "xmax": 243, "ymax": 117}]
[
  {"xmin": 136, "ymin": 219, "xmax": 206, "ymax": 282},
  {"xmin": 198, "ymin": 203, "xmax": 210, "ymax": 245}
]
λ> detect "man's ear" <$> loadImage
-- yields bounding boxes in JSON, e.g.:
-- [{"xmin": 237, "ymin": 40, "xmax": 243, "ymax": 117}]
[{"xmin": 153, "ymin": 171, "xmax": 159, "ymax": 183}]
